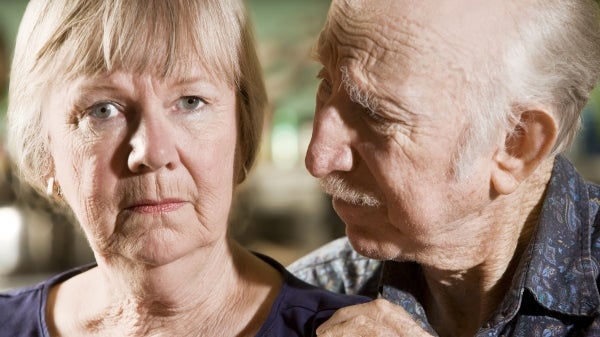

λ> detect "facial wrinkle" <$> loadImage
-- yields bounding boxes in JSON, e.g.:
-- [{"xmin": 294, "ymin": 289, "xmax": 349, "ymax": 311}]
[{"xmin": 330, "ymin": 1, "xmax": 470, "ymax": 121}]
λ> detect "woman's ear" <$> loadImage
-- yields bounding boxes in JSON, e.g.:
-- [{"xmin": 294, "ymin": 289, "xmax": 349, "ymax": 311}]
[
  {"xmin": 491, "ymin": 108, "xmax": 558, "ymax": 195},
  {"xmin": 45, "ymin": 166, "xmax": 60, "ymax": 198}
]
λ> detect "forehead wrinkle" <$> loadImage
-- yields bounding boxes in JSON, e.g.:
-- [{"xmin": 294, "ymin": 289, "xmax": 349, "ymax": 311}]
[
  {"xmin": 327, "ymin": 0, "xmax": 502, "ymax": 123},
  {"xmin": 340, "ymin": 0, "xmax": 492, "ymax": 84},
  {"xmin": 340, "ymin": 0, "xmax": 498, "ymax": 63},
  {"xmin": 331, "ymin": 6, "xmax": 418, "ymax": 64},
  {"xmin": 325, "ymin": 6, "xmax": 428, "ymax": 118},
  {"xmin": 318, "ymin": 16, "xmax": 382, "ymax": 115},
  {"xmin": 313, "ymin": 25, "xmax": 331, "ymax": 64},
  {"xmin": 346, "ymin": 1, "xmax": 493, "ymax": 116}
]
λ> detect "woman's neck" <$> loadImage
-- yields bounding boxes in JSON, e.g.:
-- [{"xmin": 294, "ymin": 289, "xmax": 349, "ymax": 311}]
[{"xmin": 46, "ymin": 239, "xmax": 283, "ymax": 336}]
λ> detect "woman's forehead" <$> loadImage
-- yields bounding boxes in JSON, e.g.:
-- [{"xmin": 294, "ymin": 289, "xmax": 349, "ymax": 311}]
[
  {"xmin": 35, "ymin": 1, "xmax": 242, "ymax": 89},
  {"xmin": 57, "ymin": 57, "xmax": 234, "ymax": 93},
  {"xmin": 98, "ymin": 70, "xmax": 230, "ymax": 90}
]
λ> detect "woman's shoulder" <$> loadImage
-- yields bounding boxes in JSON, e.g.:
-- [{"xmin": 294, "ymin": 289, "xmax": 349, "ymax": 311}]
[
  {"xmin": 255, "ymin": 253, "xmax": 370, "ymax": 337},
  {"xmin": 0, "ymin": 263, "xmax": 96, "ymax": 336},
  {"xmin": 0, "ymin": 279, "xmax": 48, "ymax": 336},
  {"xmin": 279, "ymin": 266, "xmax": 372, "ymax": 312}
]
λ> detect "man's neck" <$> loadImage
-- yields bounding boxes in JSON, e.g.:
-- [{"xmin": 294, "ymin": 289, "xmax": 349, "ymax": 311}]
[{"xmin": 421, "ymin": 158, "xmax": 554, "ymax": 337}]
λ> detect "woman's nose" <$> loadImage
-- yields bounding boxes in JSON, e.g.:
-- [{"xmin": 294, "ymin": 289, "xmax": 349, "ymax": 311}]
[
  {"xmin": 305, "ymin": 104, "xmax": 355, "ymax": 178},
  {"xmin": 127, "ymin": 114, "xmax": 178, "ymax": 173}
]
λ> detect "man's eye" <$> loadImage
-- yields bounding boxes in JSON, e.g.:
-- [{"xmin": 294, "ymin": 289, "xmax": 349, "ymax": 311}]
[
  {"xmin": 89, "ymin": 102, "xmax": 120, "ymax": 119},
  {"xmin": 317, "ymin": 67, "xmax": 331, "ymax": 98},
  {"xmin": 364, "ymin": 107, "xmax": 386, "ymax": 123},
  {"xmin": 316, "ymin": 75, "xmax": 333, "ymax": 101},
  {"xmin": 177, "ymin": 96, "xmax": 205, "ymax": 111},
  {"xmin": 318, "ymin": 78, "xmax": 332, "ymax": 93}
]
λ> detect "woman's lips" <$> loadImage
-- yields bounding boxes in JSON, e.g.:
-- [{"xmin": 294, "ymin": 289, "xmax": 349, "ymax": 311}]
[{"xmin": 125, "ymin": 199, "xmax": 186, "ymax": 214}]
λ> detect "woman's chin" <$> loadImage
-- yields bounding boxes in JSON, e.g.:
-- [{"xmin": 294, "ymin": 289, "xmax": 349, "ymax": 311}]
[
  {"xmin": 130, "ymin": 244, "xmax": 189, "ymax": 267},
  {"xmin": 99, "ymin": 229, "xmax": 215, "ymax": 267}
]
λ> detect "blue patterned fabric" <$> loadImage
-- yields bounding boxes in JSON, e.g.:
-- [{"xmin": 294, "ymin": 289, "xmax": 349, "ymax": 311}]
[{"xmin": 289, "ymin": 156, "xmax": 600, "ymax": 336}]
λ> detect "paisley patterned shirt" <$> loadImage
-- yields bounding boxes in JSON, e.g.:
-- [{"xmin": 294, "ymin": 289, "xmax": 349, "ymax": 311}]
[{"xmin": 289, "ymin": 156, "xmax": 600, "ymax": 336}]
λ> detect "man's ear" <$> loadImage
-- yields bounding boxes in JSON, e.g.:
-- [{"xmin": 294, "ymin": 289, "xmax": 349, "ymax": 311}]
[{"xmin": 491, "ymin": 108, "xmax": 558, "ymax": 195}]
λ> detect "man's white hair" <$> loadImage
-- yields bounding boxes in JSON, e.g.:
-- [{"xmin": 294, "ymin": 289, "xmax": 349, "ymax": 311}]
[{"xmin": 455, "ymin": 0, "xmax": 600, "ymax": 179}]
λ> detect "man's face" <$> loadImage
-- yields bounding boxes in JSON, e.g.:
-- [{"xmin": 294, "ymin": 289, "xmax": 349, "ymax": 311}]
[{"xmin": 306, "ymin": 0, "xmax": 506, "ymax": 267}]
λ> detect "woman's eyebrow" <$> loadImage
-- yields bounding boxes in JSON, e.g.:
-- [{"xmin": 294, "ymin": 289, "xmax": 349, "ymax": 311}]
[
  {"xmin": 77, "ymin": 83, "xmax": 118, "ymax": 93},
  {"xmin": 71, "ymin": 84, "xmax": 124, "ymax": 104},
  {"xmin": 168, "ymin": 73, "xmax": 224, "ymax": 89}
]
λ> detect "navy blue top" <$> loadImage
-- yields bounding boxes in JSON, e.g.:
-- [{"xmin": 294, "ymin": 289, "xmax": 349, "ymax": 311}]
[
  {"xmin": 290, "ymin": 156, "xmax": 600, "ymax": 336},
  {"xmin": 0, "ymin": 254, "xmax": 370, "ymax": 337}
]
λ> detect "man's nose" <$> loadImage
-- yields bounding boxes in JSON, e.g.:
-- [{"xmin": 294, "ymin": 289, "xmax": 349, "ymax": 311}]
[
  {"xmin": 305, "ymin": 104, "xmax": 354, "ymax": 178},
  {"xmin": 127, "ymin": 112, "xmax": 178, "ymax": 173}
]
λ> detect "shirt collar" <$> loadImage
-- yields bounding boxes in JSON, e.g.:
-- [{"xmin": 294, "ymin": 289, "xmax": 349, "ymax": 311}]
[
  {"xmin": 519, "ymin": 156, "xmax": 599, "ymax": 316},
  {"xmin": 380, "ymin": 156, "xmax": 600, "ymax": 325}
]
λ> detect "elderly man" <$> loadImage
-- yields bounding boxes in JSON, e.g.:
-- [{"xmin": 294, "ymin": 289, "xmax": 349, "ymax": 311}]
[{"xmin": 289, "ymin": 0, "xmax": 600, "ymax": 336}]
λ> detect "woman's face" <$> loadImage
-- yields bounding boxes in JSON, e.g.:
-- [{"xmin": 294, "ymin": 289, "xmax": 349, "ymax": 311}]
[{"xmin": 45, "ymin": 66, "xmax": 239, "ymax": 266}]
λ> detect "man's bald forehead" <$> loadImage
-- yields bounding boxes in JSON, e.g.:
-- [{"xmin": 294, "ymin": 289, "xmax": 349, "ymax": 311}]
[
  {"xmin": 326, "ymin": 0, "xmax": 515, "ymax": 68},
  {"xmin": 330, "ymin": 0, "xmax": 407, "ymax": 19},
  {"xmin": 330, "ymin": 0, "xmax": 512, "ymax": 39}
]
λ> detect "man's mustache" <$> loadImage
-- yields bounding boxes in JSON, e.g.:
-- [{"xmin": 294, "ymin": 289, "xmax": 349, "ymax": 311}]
[{"xmin": 319, "ymin": 174, "xmax": 382, "ymax": 207}]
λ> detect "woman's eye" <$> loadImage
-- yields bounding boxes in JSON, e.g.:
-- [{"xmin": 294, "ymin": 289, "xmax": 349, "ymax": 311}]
[
  {"xmin": 89, "ymin": 102, "xmax": 120, "ymax": 119},
  {"xmin": 177, "ymin": 96, "xmax": 205, "ymax": 111}
]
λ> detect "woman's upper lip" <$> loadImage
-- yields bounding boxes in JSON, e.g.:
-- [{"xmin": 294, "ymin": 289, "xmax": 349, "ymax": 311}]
[
  {"xmin": 127, "ymin": 198, "xmax": 185, "ymax": 206},
  {"xmin": 124, "ymin": 199, "xmax": 187, "ymax": 213}
]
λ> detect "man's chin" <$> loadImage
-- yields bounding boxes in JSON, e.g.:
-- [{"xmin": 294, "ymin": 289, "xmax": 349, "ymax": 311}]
[
  {"xmin": 344, "ymin": 231, "xmax": 399, "ymax": 260},
  {"xmin": 338, "ymin": 218, "xmax": 402, "ymax": 262}
]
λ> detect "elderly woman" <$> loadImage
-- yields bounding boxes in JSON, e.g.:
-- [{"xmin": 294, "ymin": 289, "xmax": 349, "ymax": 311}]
[{"xmin": 0, "ymin": 0, "xmax": 368, "ymax": 336}]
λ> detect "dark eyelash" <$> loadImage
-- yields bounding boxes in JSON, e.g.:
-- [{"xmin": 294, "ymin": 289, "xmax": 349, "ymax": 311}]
[
  {"xmin": 182, "ymin": 96, "xmax": 207, "ymax": 103},
  {"xmin": 360, "ymin": 106, "xmax": 387, "ymax": 124},
  {"xmin": 87, "ymin": 101, "xmax": 121, "ymax": 113}
]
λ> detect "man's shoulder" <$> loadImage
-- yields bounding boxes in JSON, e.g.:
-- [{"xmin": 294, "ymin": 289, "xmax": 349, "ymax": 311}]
[
  {"xmin": 588, "ymin": 177, "xmax": 600, "ymax": 203},
  {"xmin": 288, "ymin": 237, "xmax": 382, "ymax": 297},
  {"xmin": 586, "ymin": 177, "xmax": 600, "ymax": 267},
  {"xmin": 589, "ymin": 179, "xmax": 599, "ymax": 226}
]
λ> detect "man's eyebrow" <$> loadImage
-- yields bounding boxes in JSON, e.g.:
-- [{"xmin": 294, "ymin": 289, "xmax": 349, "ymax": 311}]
[
  {"xmin": 340, "ymin": 65, "xmax": 379, "ymax": 113},
  {"xmin": 312, "ymin": 25, "xmax": 381, "ymax": 114}
]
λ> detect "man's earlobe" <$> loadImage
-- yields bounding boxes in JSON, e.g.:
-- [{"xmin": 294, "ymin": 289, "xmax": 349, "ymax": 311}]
[{"xmin": 491, "ymin": 109, "xmax": 558, "ymax": 195}]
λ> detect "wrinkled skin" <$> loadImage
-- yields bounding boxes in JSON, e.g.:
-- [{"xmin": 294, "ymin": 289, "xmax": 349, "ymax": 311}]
[
  {"xmin": 45, "ymin": 67, "xmax": 239, "ymax": 267},
  {"xmin": 306, "ymin": 0, "xmax": 557, "ymax": 336}
]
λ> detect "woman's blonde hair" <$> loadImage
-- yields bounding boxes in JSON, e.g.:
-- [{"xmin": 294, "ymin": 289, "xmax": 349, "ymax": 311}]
[{"xmin": 7, "ymin": 0, "xmax": 267, "ymax": 193}]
